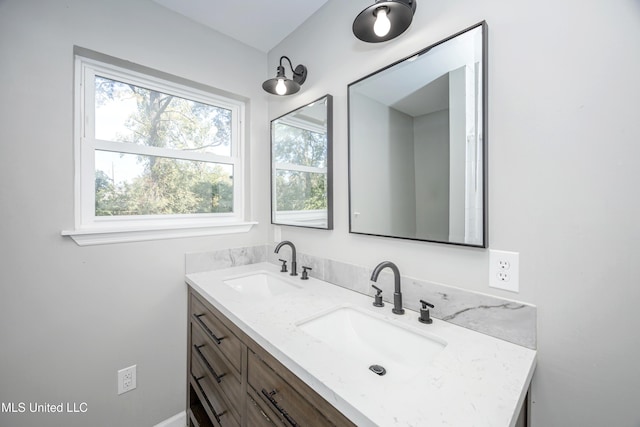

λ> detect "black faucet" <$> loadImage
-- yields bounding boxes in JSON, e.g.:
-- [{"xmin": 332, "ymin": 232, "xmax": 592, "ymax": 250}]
[
  {"xmin": 370, "ymin": 261, "xmax": 404, "ymax": 315},
  {"xmin": 275, "ymin": 241, "xmax": 297, "ymax": 276}
]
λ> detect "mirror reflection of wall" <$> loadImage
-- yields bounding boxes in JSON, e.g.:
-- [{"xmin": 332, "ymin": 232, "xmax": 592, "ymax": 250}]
[
  {"xmin": 349, "ymin": 23, "xmax": 486, "ymax": 247},
  {"xmin": 271, "ymin": 95, "xmax": 333, "ymax": 229}
]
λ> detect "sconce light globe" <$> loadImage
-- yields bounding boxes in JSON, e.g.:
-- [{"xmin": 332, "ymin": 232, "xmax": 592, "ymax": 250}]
[
  {"xmin": 275, "ymin": 79, "xmax": 287, "ymax": 95},
  {"xmin": 373, "ymin": 8, "xmax": 391, "ymax": 37}
]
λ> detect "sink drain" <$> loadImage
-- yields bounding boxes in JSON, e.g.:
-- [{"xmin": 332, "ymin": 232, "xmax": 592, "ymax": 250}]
[{"xmin": 369, "ymin": 364, "xmax": 386, "ymax": 376}]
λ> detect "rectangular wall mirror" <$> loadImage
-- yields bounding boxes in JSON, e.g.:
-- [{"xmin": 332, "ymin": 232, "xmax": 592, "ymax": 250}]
[
  {"xmin": 271, "ymin": 95, "xmax": 333, "ymax": 229},
  {"xmin": 348, "ymin": 22, "xmax": 487, "ymax": 247}
]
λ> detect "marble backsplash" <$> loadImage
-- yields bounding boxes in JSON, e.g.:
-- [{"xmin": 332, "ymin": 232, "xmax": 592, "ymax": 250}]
[
  {"xmin": 186, "ymin": 245, "xmax": 536, "ymax": 349},
  {"xmin": 185, "ymin": 245, "xmax": 267, "ymax": 273}
]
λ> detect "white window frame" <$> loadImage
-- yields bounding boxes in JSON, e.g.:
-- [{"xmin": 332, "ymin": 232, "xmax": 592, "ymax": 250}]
[{"xmin": 62, "ymin": 55, "xmax": 255, "ymax": 245}]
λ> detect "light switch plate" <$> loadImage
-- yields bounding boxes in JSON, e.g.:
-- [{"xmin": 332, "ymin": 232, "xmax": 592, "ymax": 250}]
[{"xmin": 489, "ymin": 250, "xmax": 520, "ymax": 292}]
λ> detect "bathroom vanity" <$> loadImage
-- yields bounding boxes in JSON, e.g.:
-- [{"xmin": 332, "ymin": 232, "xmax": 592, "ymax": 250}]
[
  {"xmin": 185, "ymin": 262, "xmax": 536, "ymax": 426},
  {"xmin": 187, "ymin": 284, "xmax": 355, "ymax": 426}
]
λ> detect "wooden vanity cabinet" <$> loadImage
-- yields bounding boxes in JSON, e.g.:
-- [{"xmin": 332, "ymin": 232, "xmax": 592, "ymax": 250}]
[
  {"xmin": 187, "ymin": 287, "xmax": 356, "ymax": 427},
  {"xmin": 188, "ymin": 291, "xmax": 242, "ymax": 427}
]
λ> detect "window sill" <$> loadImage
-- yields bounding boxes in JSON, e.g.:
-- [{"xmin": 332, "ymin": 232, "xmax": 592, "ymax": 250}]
[{"xmin": 61, "ymin": 221, "xmax": 258, "ymax": 246}]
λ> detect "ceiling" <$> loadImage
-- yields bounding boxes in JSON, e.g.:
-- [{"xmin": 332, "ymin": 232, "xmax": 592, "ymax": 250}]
[{"xmin": 153, "ymin": 0, "xmax": 329, "ymax": 53}]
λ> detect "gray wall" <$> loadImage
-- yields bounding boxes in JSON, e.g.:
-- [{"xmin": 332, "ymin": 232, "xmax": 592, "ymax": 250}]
[
  {"xmin": 0, "ymin": 1, "xmax": 269, "ymax": 426},
  {"xmin": 267, "ymin": 1, "xmax": 640, "ymax": 426},
  {"xmin": 388, "ymin": 106, "xmax": 417, "ymax": 237},
  {"xmin": 448, "ymin": 65, "xmax": 468, "ymax": 243},
  {"xmin": 349, "ymin": 92, "xmax": 416, "ymax": 237},
  {"xmin": 414, "ymin": 109, "xmax": 449, "ymax": 241}
]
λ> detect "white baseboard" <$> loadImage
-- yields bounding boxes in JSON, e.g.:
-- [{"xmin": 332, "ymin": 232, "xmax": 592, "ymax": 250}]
[{"xmin": 153, "ymin": 411, "xmax": 186, "ymax": 427}]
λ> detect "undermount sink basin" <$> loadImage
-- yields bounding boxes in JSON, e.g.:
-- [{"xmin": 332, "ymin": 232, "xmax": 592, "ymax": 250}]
[
  {"xmin": 223, "ymin": 271, "xmax": 301, "ymax": 298},
  {"xmin": 296, "ymin": 305, "xmax": 446, "ymax": 381}
]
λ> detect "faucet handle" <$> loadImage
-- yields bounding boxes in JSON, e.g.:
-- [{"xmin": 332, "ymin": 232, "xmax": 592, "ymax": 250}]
[
  {"xmin": 371, "ymin": 285, "xmax": 384, "ymax": 307},
  {"xmin": 420, "ymin": 300, "xmax": 434, "ymax": 309},
  {"xmin": 278, "ymin": 259, "xmax": 288, "ymax": 273},
  {"xmin": 301, "ymin": 266, "xmax": 312, "ymax": 280},
  {"xmin": 418, "ymin": 299, "xmax": 434, "ymax": 324}
]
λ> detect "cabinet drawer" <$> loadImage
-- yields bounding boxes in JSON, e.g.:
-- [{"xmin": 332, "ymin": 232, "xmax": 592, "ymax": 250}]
[
  {"xmin": 190, "ymin": 294, "xmax": 242, "ymax": 373},
  {"xmin": 248, "ymin": 350, "xmax": 337, "ymax": 426},
  {"xmin": 246, "ymin": 393, "xmax": 285, "ymax": 427},
  {"xmin": 191, "ymin": 324, "xmax": 242, "ymax": 424},
  {"xmin": 191, "ymin": 351, "xmax": 240, "ymax": 427}
]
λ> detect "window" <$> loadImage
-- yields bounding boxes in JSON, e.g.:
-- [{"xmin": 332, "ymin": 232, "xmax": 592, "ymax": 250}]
[
  {"xmin": 272, "ymin": 120, "xmax": 328, "ymax": 224},
  {"xmin": 64, "ymin": 54, "xmax": 253, "ymax": 245}
]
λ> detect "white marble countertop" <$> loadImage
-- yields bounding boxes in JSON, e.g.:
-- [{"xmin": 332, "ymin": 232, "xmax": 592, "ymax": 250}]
[{"xmin": 186, "ymin": 262, "xmax": 536, "ymax": 427}]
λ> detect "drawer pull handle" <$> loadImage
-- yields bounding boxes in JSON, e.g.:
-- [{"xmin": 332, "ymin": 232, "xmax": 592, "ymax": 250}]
[
  {"xmin": 192, "ymin": 313, "xmax": 225, "ymax": 344},
  {"xmin": 261, "ymin": 388, "xmax": 299, "ymax": 427},
  {"xmin": 191, "ymin": 373, "xmax": 226, "ymax": 424},
  {"xmin": 251, "ymin": 398, "xmax": 275, "ymax": 424},
  {"xmin": 194, "ymin": 344, "xmax": 226, "ymax": 383}
]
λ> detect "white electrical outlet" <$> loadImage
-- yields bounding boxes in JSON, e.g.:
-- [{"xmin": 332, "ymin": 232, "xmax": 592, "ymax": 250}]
[
  {"xmin": 489, "ymin": 250, "xmax": 519, "ymax": 292},
  {"xmin": 117, "ymin": 365, "xmax": 137, "ymax": 395}
]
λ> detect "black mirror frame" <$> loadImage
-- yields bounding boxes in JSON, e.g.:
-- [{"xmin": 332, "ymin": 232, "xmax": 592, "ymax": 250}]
[
  {"xmin": 270, "ymin": 94, "xmax": 334, "ymax": 230},
  {"xmin": 347, "ymin": 22, "xmax": 488, "ymax": 248}
]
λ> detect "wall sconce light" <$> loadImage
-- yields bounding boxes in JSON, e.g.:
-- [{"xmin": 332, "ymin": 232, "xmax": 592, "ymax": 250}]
[
  {"xmin": 262, "ymin": 56, "xmax": 308, "ymax": 96},
  {"xmin": 352, "ymin": 0, "xmax": 417, "ymax": 43}
]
